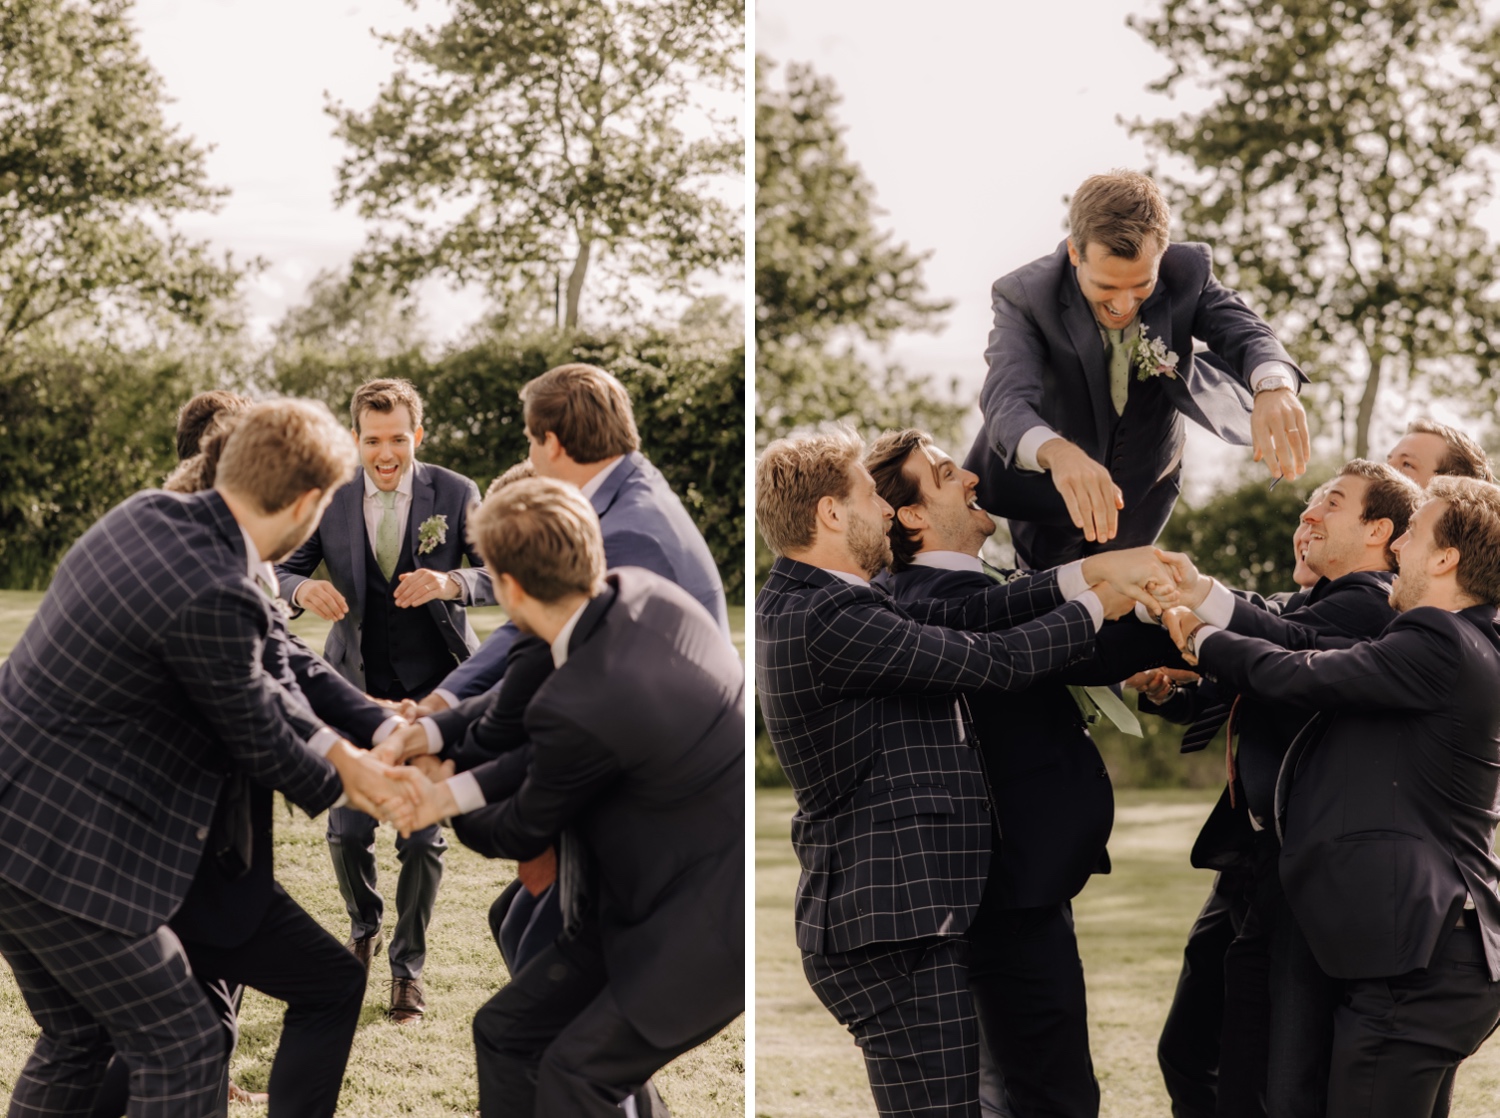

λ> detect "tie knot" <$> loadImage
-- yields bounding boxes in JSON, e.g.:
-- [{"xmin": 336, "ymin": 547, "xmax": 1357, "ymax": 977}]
[{"xmin": 378, "ymin": 490, "xmax": 397, "ymax": 510}]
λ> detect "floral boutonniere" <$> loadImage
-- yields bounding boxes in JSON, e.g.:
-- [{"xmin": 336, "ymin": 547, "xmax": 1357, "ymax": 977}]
[
  {"xmin": 1133, "ymin": 324, "xmax": 1180, "ymax": 382},
  {"xmin": 417, "ymin": 514, "xmax": 448, "ymax": 556}
]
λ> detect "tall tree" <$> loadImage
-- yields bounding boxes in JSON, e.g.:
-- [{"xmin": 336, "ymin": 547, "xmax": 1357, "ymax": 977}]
[
  {"xmin": 1130, "ymin": 0, "xmax": 1500, "ymax": 458},
  {"xmin": 0, "ymin": 0, "xmax": 240, "ymax": 358},
  {"xmin": 755, "ymin": 55, "xmax": 960, "ymax": 446},
  {"xmin": 332, "ymin": 0, "xmax": 743, "ymax": 330}
]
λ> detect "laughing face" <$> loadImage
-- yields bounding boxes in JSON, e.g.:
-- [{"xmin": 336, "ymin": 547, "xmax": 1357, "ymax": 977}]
[
  {"xmin": 907, "ymin": 443, "xmax": 996, "ymax": 556},
  {"xmin": 1068, "ymin": 239, "xmax": 1163, "ymax": 331},
  {"xmin": 1301, "ymin": 474, "xmax": 1373, "ymax": 580},
  {"xmin": 355, "ymin": 404, "xmax": 422, "ymax": 492}
]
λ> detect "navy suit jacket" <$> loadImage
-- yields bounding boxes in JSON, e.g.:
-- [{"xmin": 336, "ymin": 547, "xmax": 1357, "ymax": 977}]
[
  {"xmin": 455, "ymin": 570, "xmax": 744, "ymax": 1049},
  {"xmin": 756, "ymin": 558, "xmax": 1099, "ymax": 955},
  {"xmin": 964, "ymin": 240, "xmax": 1304, "ymax": 569},
  {"xmin": 275, "ymin": 461, "xmax": 494, "ymax": 689},
  {"xmin": 0, "ymin": 490, "xmax": 343, "ymax": 936},
  {"xmin": 435, "ymin": 452, "xmax": 728, "ymax": 702},
  {"xmin": 1201, "ymin": 605, "xmax": 1500, "ymax": 981}
]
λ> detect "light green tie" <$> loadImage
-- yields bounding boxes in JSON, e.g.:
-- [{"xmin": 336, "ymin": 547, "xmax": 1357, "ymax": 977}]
[
  {"xmin": 981, "ymin": 558, "xmax": 1142, "ymax": 736},
  {"xmin": 375, "ymin": 490, "xmax": 399, "ymax": 582},
  {"xmin": 1106, "ymin": 327, "xmax": 1132, "ymax": 416}
]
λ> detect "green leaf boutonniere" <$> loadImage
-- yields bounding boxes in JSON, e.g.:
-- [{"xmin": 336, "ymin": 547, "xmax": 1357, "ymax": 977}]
[
  {"xmin": 417, "ymin": 514, "xmax": 448, "ymax": 556},
  {"xmin": 1133, "ymin": 324, "xmax": 1180, "ymax": 382}
]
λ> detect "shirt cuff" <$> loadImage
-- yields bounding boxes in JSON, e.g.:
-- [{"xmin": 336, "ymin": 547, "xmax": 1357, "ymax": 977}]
[
  {"xmin": 1194, "ymin": 625, "xmax": 1224, "ymax": 654},
  {"xmin": 1195, "ymin": 579, "xmax": 1236, "ymax": 629},
  {"xmin": 1075, "ymin": 590, "xmax": 1105, "ymax": 631},
  {"xmin": 446, "ymin": 771, "xmax": 486, "ymax": 816},
  {"xmin": 305, "ymin": 727, "xmax": 340, "ymax": 759},
  {"xmin": 1249, "ymin": 361, "xmax": 1296, "ymax": 393},
  {"xmin": 332, "ymin": 792, "xmax": 349, "ymax": 809},
  {"xmin": 430, "ymin": 688, "xmax": 460, "ymax": 711},
  {"xmin": 371, "ymin": 716, "xmax": 403, "ymax": 746},
  {"xmin": 1016, "ymin": 425, "xmax": 1062, "ymax": 473},
  {"xmin": 1056, "ymin": 560, "xmax": 1088, "ymax": 602},
  {"xmin": 418, "ymin": 717, "xmax": 444, "ymax": 754}
]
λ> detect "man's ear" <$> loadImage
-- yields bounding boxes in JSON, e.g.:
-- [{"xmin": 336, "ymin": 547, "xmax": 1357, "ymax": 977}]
[
  {"xmin": 1367, "ymin": 518, "xmax": 1394, "ymax": 549},
  {"xmin": 896, "ymin": 504, "xmax": 926, "ymax": 532},
  {"xmin": 411, "ymin": 425, "xmax": 424, "ymax": 451},
  {"xmin": 814, "ymin": 494, "xmax": 843, "ymax": 536},
  {"xmin": 1066, "ymin": 238, "xmax": 1080, "ymax": 268},
  {"xmin": 293, "ymin": 488, "xmax": 325, "ymax": 522},
  {"xmin": 1433, "ymin": 546, "xmax": 1463, "ymax": 578}
]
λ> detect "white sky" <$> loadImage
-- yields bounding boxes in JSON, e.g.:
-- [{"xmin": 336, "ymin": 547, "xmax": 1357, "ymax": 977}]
[
  {"xmin": 130, "ymin": 0, "xmax": 742, "ymax": 344},
  {"xmin": 756, "ymin": 0, "xmax": 1499, "ymax": 495}
]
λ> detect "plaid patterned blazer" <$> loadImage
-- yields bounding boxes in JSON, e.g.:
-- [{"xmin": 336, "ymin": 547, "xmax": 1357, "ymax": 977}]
[
  {"xmin": 0, "ymin": 489, "xmax": 343, "ymax": 936},
  {"xmin": 755, "ymin": 558, "xmax": 1098, "ymax": 954}
]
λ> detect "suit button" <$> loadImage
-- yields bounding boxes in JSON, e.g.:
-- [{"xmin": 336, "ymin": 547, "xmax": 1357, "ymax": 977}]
[
  {"xmin": 1096, "ymin": 766, "xmax": 1109, "ymax": 779},
  {"xmin": 196, "ymin": 827, "xmax": 208, "ymax": 840}
]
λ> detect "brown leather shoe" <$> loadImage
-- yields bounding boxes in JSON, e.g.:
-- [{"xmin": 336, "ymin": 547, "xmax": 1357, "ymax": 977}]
[
  {"xmin": 345, "ymin": 931, "xmax": 383, "ymax": 975},
  {"xmin": 389, "ymin": 976, "xmax": 425, "ymax": 1024},
  {"xmin": 228, "ymin": 1079, "xmax": 269, "ymax": 1105}
]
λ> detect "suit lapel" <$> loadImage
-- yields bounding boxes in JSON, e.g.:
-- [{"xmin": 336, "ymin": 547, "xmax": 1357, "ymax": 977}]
[
  {"xmin": 567, "ymin": 583, "xmax": 620, "ymax": 659},
  {"xmin": 1274, "ymin": 711, "xmax": 1332, "ymax": 842},
  {"xmin": 343, "ymin": 478, "xmax": 368, "ymax": 609},
  {"xmin": 1057, "ymin": 259, "xmax": 1114, "ymax": 450},
  {"xmin": 589, "ymin": 453, "xmax": 639, "ymax": 519},
  {"xmin": 409, "ymin": 462, "xmax": 436, "ymax": 563}
]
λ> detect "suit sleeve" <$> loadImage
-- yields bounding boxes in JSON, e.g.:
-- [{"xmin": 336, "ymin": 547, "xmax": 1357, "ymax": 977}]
[
  {"xmin": 285, "ymin": 634, "xmax": 389, "ymax": 747},
  {"xmin": 809, "ymin": 589, "xmax": 1097, "ymax": 699},
  {"xmin": 273, "ymin": 529, "xmax": 325, "ymax": 617},
  {"xmin": 453, "ymin": 711, "xmax": 617, "ymax": 862},
  {"xmin": 1190, "ymin": 265, "xmax": 1304, "ymax": 389},
  {"xmin": 1198, "ymin": 610, "xmax": 1457, "ymax": 713},
  {"xmin": 432, "ymin": 620, "xmax": 520, "ymax": 701},
  {"xmin": 900, "ymin": 568, "xmax": 1067, "ymax": 632},
  {"xmin": 445, "ymin": 477, "xmax": 496, "ymax": 607},
  {"xmin": 451, "ymin": 637, "xmax": 553, "ymax": 770},
  {"xmin": 604, "ymin": 529, "xmax": 679, "ymax": 583},
  {"xmin": 1058, "ymin": 617, "xmax": 1187, "ymax": 685},
  {"xmin": 456, "ymin": 745, "xmax": 534, "ymax": 806},
  {"xmin": 978, "ymin": 292, "xmax": 1055, "ymax": 468},
  {"xmin": 1226, "ymin": 588, "xmax": 1386, "ymax": 651},
  {"xmin": 160, "ymin": 582, "xmax": 342, "ymax": 815},
  {"xmin": 1138, "ymin": 677, "xmax": 1221, "ymax": 726}
]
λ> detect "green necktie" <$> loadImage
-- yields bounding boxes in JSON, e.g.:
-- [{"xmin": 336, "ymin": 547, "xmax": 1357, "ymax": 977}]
[
  {"xmin": 982, "ymin": 558, "xmax": 1142, "ymax": 736},
  {"xmin": 376, "ymin": 490, "xmax": 400, "ymax": 582},
  {"xmin": 1106, "ymin": 326, "xmax": 1132, "ymax": 416}
]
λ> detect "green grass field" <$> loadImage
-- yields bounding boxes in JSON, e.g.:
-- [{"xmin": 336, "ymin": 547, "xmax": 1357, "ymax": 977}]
[
  {"xmin": 0, "ymin": 591, "xmax": 745, "ymax": 1116},
  {"xmin": 756, "ymin": 787, "xmax": 1500, "ymax": 1117}
]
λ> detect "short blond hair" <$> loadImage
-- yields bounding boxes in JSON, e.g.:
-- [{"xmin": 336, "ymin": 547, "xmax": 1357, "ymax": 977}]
[
  {"xmin": 485, "ymin": 458, "xmax": 536, "ymax": 499},
  {"xmin": 468, "ymin": 477, "xmax": 604, "ymax": 602},
  {"xmin": 1425, "ymin": 477, "xmax": 1500, "ymax": 608},
  {"xmin": 521, "ymin": 363, "xmax": 640, "ymax": 463},
  {"xmin": 755, "ymin": 426, "xmax": 864, "ymax": 557},
  {"xmin": 1069, "ymin": 170, "xmax": 1171, "ymax": 261},
  {"xmin": 351, "ymin": 378, "xmax": 424, "ymax": 433},
  {"xmin": 216, "ymin": 400, "xmax": 359, "ymax": 514}
]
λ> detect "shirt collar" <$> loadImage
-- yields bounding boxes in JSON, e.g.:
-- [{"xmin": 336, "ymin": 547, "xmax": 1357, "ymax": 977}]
[
  {"xmin": 909, "ymin": 550, "xmax": 984, "ymax": 573},
  {"xmin": 578, "ymin": 455, "xmax": 626, "ymax": 501},
  {"xmin": 236, "ymin": 523, "xmax": 269, "ymax": 586},
  {"xmin": 550, "ymin": 599, "xmax": 592, "ymax": 668},
  {"xmin": 822, "ymin": 568, "xmax": 870, "ymax": 586},
  {"xmin": 363, "ymin": 465, "xmax": 415, "ymax": 500}
]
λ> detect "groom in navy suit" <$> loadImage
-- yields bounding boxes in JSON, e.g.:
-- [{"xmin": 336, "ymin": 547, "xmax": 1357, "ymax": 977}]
[
  {"xmin": 277, "ymin": 377, "xmax": 495, "ymax": 1022},
  {"xmin": 964, "ymin": 169, "xmax": 1311, "ymax": 570}
]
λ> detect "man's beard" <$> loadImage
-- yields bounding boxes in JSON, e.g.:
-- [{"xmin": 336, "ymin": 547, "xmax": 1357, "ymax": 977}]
[
  {"xmin": 847, "ymin": 513, "xmax": 893, "ymax": 578},
  {"xmin": 263, "ymin": 507, "xmax": 321, "ymax": 564},
  {"xmin": 1390, "ymin": 566, "xmax": 1427, "ymax": 612}
]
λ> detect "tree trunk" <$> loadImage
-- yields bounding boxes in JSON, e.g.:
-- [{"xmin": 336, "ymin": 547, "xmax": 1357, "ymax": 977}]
[
  {"xmin": 564, "ymin": 236, "xmax": 591, "ymax": 330},
  {"xmin": 1353, "ymin": 343, "xmax": 1381, "ymax": 460}
]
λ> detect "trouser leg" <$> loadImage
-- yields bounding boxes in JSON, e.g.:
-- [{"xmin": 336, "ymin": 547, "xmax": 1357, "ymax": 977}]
[
  {"xmin": 389, "ymin": 823, "xmax": 446, "ymax": 979},
  {"xmin": 803, "ymin": 937, "xmax": 979, "ymax": 1118},
  {"xmin": 1159, "ymin": 872, "xmax": 1248, "ymax": 1118},
  {"xmin": 1265, "ymin": 908, "xmax": 1339, "ymax": 1118},
  {"xmin": 0, "ymin": 879, "xmax": 222, "ymax": 1118},
  {"xmin": 325, "ymin": 806, "xmax": 383, "ymax": 941},
  {"xmin": 967, "ymin": 902, "xmax": 1097, "ymax": 1118},
  {"xmin": 1218, "ymin": 853, "xmax": 1282, "ymax": 1118}
]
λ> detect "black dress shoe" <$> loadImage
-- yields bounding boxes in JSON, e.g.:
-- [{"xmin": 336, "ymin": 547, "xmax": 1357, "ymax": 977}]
[
  {"xmin": 346, "ymin": 930, "xmax": 383, "ymax": 975},
  {"xmin": 389, "ymin": 976, "xmax": 425, "ymax": 1024}
]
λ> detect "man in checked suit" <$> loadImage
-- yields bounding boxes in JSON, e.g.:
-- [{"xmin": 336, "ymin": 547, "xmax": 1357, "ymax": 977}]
[
  {"xmin": 277, "ymin": 377, "xmax": 495, "ymax": 1022},
  {"xmin": 394, "ymin": 477, "xmax": 743, "ymax": 1117},
  {"xmin": 755, "ymin": 427, "xmax": 1175, "ymax": 1118},
  {"xmin": 1153, "ymin": 462, "xmax": 1420, "ymax": 1117},
  {"xmin": 963, "ymin": 169, "xmax": 1310, "ymax": 570},
  {"xmin": 1164, "ymin": 476, "xmax": 1500, "ymax": 1116},
  {"xmin": 0, "ymin": 399, "xmax": 417, "ymax": 1117}
]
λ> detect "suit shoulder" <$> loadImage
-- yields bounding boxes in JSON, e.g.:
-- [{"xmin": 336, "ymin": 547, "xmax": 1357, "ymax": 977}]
[
  {"xmin": 993, "ymin": 245, "xmax": 1068, "ymax": 310},
  {"xmin": 1161, "ymin": 242, "xmax": 1214, "ymax": 280},
  {"xmin": 886, "ymin": 566, "xmax": 987, "ymax": 603},
  {"xmin": 420, "ymin": 462, "xmax": 481, "ymax": 494}
]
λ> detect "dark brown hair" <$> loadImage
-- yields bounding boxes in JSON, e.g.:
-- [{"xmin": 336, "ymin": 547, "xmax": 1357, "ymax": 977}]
[
  {"xmin": 351, "ymin": 378, "xmax": 424, "ymax": 433},
  {"xmin": 1407, "ymin": 418, "xmax": 1494, "ymax": 483},
  {"xmin": 176, "ymin": 390, "xmax": 250, "ymax": 461},
  {"xmin": 1069, "ymin": 170, "xmax": 1171, "ymax": 261},
  {"xmin": 865, "ymin": 429, "xmax": 935, "ymax": 572},
  {"xmin": 1425, "ymin": 477, "xmax": 1500, "ymax": 608},
  {"xmin": 520, "ymin": 363, "xmax": 640, "ymax": 464}
]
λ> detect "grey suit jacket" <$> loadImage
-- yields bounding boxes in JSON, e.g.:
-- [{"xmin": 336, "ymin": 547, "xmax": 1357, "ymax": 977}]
[
  {"xmin": 0, "ymin": 489, "xmax": 343, "ymax": 936},
  {"xmin": 276, "ymin": 460, "xmax": 494, "ymax": 688},
  {"xmin": 964, "ymin": 240, "xmax": 1305, "ymax": 568}
]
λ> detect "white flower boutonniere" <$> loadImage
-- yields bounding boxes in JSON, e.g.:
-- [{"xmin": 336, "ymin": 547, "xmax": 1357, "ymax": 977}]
[
  {"xmin": 1133, "ymin": 324, "xmax": 1180, "ymax": 382},
  {"xmin": 417, "ymin": 514, "xmax": 448, "ymax": 556}
]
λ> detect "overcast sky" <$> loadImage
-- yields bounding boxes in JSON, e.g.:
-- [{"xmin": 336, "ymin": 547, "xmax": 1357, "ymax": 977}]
[
  {"xmin": 756, "ymin": 0, "xmax": 1498, "ymax": 493},
  {"xmin": 130, "ymin": 0, "xmax": 742, "ymax": 344}
]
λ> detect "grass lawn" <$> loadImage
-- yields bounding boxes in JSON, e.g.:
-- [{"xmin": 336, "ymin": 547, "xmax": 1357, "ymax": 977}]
[
  {"xmin": 756, "ymin": 787, "xmax": 1500, "ymax": 1117},
  {"xmin": 0, "ymin": 590, "xmax": 746, "ymax": 1115}
]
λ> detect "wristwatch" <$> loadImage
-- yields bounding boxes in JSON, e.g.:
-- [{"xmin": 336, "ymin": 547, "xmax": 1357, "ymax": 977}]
[
  {"xmin": 1254, "ymin": 372, "xmax": 1295, "ymax": 395},
  {"xmin": 1184, "ymin": 624, "xmax": 1206, "ymax": 661}
]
